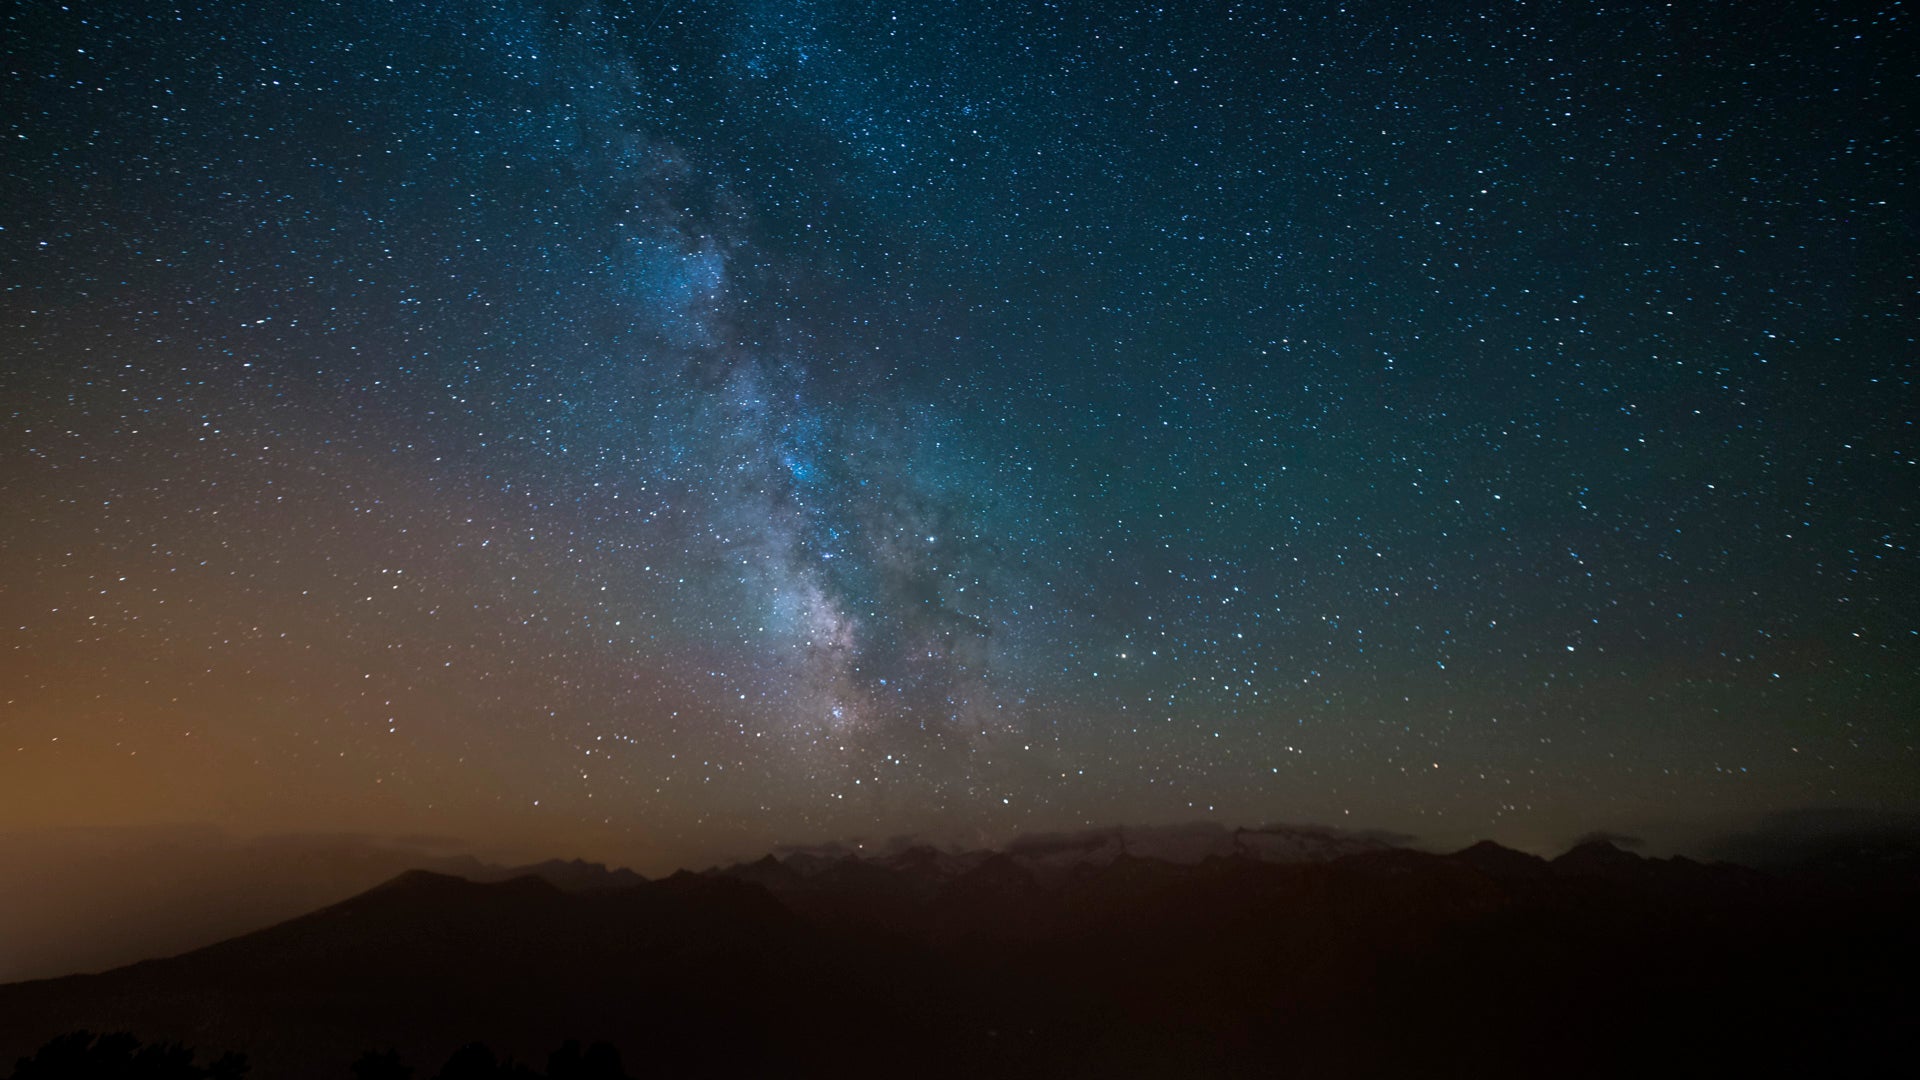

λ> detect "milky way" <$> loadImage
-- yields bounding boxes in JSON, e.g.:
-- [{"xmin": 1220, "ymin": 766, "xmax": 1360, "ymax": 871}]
[{"xmin": 2, "ymin": 1, "xmax": 1912, "ymax": 868}]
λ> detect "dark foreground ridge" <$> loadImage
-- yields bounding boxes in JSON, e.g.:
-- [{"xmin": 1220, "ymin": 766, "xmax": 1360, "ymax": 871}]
[{"xmin": 3, "ymin": 830, "xmax": 1915, "ymax": 1079}]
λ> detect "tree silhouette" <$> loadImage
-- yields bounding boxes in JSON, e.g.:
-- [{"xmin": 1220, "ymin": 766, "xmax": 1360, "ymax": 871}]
[
  {"xmin": 11, "ymin": 1032, "xmax": 636, "ymax": 1080},
  {"xmin": 545, "ymin": 1041, "xmax": 627, "ymax": 1080},
  {"xmin": 9, "ymin": 1031, "xmax": 247, "ymax": 1079},
  {"xmin": 430, "ymin": 1043, "xmax": 539, "ymax": 1080},
  {"xmin": 350, "ymin": 1049, "xmax": 414, "ymax": 1080},
  {"xmin": 432, "ymin": 1044, "xmax": 498, "ymax": 1080},
  {"xmin": 127, "ymin": 1041, "xmax": 200, "ymax": 1080}
]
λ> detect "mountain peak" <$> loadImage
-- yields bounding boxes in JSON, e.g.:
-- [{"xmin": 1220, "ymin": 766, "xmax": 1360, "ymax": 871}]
[
  {"xmin": 367, "ymin": 868, "xmax": 477, "ymax": 894},
  {"xmin": 354, "ymin": 868, "xmax": 564, "ymax": 906},
  {"xmin": 488, "ymin": 858, "xmax": 646, "ymax": 892},
  {"xmin": 1556, "ymin": 839, "xmax": 1641, "ymax": 863},
  {"xmin": 1451, "ymin": 840, "xmax": 1550, "ymax": 882}
]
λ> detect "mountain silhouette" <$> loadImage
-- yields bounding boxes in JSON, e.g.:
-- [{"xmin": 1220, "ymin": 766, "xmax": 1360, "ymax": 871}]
[
  {"xmin": 3, "ymin": 835, "xmax": 1915, "ymax": 1079},
  {"xmin": 1452, "ymin": 839, "xmax": 1552, "ymax": 883},
  {"xmin": 474, "ymin": 860, "xmax": 648, "ymax": 894}
]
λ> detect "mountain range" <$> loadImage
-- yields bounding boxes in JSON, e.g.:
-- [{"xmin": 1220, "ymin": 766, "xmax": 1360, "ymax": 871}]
[{"xmin": 2, "ymin": 828, "xmax": 1915, "ymax": 1078}]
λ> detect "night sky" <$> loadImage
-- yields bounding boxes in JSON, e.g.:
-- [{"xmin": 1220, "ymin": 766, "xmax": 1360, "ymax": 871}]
[{"xmin": 3, "ymin": 0, "xmax": 1913, "ymax": 872}]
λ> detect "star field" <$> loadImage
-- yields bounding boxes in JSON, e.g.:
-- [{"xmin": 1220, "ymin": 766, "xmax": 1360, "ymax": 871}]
[{"xmin": 2, "ymin": 0, "xmax": 1913, "ymax": 869}]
